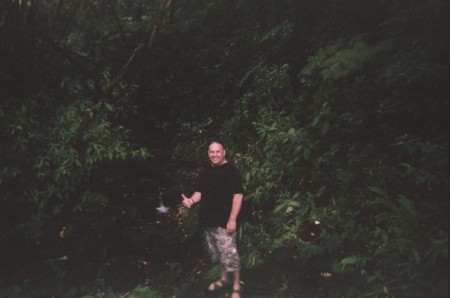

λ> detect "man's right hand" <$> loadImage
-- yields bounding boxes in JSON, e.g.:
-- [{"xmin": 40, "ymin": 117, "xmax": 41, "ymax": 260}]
[{"xmin": 182, "ymin": 193, "xmax": 194, "ymax": 208}]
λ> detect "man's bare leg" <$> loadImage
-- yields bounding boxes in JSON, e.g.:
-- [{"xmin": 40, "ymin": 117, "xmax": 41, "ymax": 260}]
[
  {"xmin": 207, "ymin": 265, "xmax": 241, "ymax": 297},
  {"xmin": 231, "ymin": 269, "xmax": 241, "ymax": 298},
  {"xmin": 221, "ymin": 264, "xmax": 229, "ymax": 282},
  {"xmin": 208, "ymin": 265, "xmax": 229, "ymax": 291}
]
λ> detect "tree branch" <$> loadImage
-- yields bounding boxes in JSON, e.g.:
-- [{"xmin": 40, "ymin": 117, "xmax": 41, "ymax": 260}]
[{"xmin": 101, "ymin": 0, "xmax": 173, "ymax": 99}]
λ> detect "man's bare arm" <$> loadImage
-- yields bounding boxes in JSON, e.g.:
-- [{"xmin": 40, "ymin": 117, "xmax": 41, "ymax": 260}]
[
  {"xmin": 182, "ymin": 191, "xmax": 202, "ymax": 208},
  {"xmin": 227, "ymin": 193, "xmax": 244, "ymax": 233}
]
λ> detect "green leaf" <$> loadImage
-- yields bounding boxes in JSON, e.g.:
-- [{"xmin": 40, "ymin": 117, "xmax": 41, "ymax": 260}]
[{"xmin": 367, "ymin": 186, "xmax": 388, "ymax": 198}]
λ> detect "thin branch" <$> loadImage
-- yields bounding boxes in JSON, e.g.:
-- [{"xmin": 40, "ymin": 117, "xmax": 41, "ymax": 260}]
[{"xmin": 101, "ymin": 0, "xmax": 173, "ymax": 99}]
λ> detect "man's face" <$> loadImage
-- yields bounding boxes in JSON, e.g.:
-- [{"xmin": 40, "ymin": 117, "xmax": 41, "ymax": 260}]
[{"xmin": 208, "ymin": 142, "xmax": 226, "ymax": 166}]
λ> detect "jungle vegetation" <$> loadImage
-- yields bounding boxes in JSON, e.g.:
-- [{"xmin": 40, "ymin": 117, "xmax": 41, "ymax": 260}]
[{"xmin": 0, "ymin": 0, "xmax": 448, "ymax": 297}]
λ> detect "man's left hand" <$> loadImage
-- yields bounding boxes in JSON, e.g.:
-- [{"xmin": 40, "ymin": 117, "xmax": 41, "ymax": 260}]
[{"xmin": 226, "ymin": 221, "xmax": 236, "ymax": 234}]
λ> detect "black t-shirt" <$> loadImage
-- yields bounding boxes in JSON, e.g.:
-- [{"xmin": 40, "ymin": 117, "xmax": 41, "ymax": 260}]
[{"xmin": 197, "ymin": 162, "xmax": 244, "ymax": 228}]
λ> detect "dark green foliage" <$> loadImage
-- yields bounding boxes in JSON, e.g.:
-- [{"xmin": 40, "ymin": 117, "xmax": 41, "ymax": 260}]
[
  {"xmin": 1, "ymin": 1, "xmax": 154, "ymax": 296},
  {"xmin": 0, "ymin": 0, "xmax": 448, "ymax": 297},
  {"xmin": 220, "ymin": 1, "xmax": 448, "ymax": 296}
]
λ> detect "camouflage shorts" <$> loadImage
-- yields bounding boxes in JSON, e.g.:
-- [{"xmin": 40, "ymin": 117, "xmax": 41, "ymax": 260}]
[{"xmin": 205, "ymin": 227, "xmax": 241, "ymax": 272}]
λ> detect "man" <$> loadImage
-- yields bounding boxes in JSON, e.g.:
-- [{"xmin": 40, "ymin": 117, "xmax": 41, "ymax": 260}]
[{"xmin": 182, "ymin": 140, "xmax": 244, "ymax": 298}]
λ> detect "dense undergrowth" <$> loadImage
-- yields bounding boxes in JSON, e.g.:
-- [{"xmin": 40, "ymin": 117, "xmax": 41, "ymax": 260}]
[{"xmin": 1, "ymin": 0, "xmax": 448, "ymax": 297}]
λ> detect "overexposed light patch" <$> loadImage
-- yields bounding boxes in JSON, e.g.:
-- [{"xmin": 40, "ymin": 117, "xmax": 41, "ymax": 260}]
[
  {"xmin": 156, "ymin": 203, "xmax": 169, "ymax": 214},
  {"xmin": 320, "ymin": 272, "xmax": 332, "ymax": 278}
]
